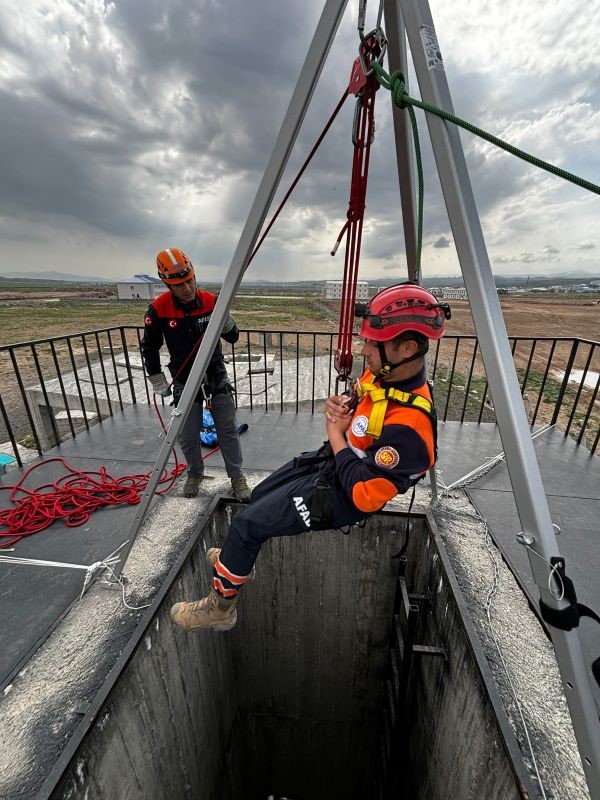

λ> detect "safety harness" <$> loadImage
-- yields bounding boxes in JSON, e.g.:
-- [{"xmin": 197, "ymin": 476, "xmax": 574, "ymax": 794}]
[
  {"xmin": 308, "ymin": 379, "xmax": 438, "ymax": 528},
  {"xmin": 355, "ymin": 380, "xmax": 435, "ymax": 440}
]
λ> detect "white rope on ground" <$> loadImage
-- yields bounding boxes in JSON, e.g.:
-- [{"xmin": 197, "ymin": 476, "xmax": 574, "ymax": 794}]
[
  {"xmin": 482, "ymin": 518, "xmax": 549, "ymax": 799},
  {"xmin": 94, "ymin": 559, "xmax": 152, "ymax": 612},
  {"xmin": 437, "ymin": 424, "xmax": 555, "ymax": 495},
  {"xmin": 0, "ymin": 540, "xmax": 150, "ymax": 611},
  {"xmin": 0, "ymin": 552, "xmax": 120, "ymax": 598}
]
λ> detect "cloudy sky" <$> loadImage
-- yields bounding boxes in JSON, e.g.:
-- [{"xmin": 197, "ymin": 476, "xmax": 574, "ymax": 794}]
[{"xmin": 1, "ymin": 0, "xmax": 598, "ymax": 282}]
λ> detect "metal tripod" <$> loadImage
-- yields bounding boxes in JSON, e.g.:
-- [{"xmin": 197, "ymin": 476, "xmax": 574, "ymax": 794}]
[{"xmin": 116, "ymin": 0, "xmax": 600, "ymax": 793}]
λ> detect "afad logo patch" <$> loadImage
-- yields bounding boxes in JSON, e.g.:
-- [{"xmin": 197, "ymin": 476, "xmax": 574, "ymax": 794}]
[
  {"xmin": 293, "ymin": 496, "xmax": 311, "ymax": 528},
  {"xmin": 374, "ymin": 446, "xmax": 400, "ymax": 469},
  {"xmin": 169, "ymin": 319, "xmax": 178, "ymax": 328},
  {"xmin": 351, "ymin": 415, "xmax": 369, "ymax": 437}
]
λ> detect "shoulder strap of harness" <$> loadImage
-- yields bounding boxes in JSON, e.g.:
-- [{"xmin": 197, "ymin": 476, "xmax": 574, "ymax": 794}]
[{"xmin": 359, "ymin": 381, "xmax": 434, "ymax": 438}]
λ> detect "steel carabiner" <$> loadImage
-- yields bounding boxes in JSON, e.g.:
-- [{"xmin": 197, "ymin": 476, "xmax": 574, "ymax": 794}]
[{"xmin": 358, "ymin": 26, "xmax": 387, "ymax": 78}]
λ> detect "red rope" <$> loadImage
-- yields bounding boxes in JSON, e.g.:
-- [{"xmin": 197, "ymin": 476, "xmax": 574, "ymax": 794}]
[
  {"xmin": 334, "ymin": 67, "xmax": 379, "ymax": 382},
  {"xmin": 0, "ymin": 456, "xmax": 186, "ymax": 549},
  {"xmin": 248, "ymin": 90, "xmax": 349, "ymax": 266}
]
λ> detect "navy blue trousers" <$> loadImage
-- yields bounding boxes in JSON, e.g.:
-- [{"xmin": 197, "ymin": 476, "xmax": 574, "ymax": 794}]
[{"xmin": 213, "ymin": 452, "xmax": 367, "ymax": 595}]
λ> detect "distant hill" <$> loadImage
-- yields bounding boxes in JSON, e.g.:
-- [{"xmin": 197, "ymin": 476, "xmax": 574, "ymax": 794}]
[{"xmin": 0, "ymin": 269, "xmax": 597, "ymax": 290}]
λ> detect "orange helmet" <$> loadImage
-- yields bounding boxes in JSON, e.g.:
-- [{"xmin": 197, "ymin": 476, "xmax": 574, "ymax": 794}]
[
  {"xmin": 156, "ymin": 248, "xmax": 195, "ymax": 285},
  {"xmin": 356, "ymin": 283, "xmax": 450, "ymax": 342}
]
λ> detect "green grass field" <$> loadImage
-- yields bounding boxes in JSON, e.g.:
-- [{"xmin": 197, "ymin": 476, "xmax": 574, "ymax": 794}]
[{"xmin": 0, "ymin": 294, "xmax": 337, "ymax": 347}]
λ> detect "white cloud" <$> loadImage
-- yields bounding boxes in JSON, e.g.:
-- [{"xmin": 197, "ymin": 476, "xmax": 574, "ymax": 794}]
[{"xmin": 0, "ymin": 0, "xmax": 597, "ymax": 282}]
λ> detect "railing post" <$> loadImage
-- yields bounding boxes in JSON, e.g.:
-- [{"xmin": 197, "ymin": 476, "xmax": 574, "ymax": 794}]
[
  {"xmin": 552, "ymin": 338, "xmax": 579, "ymax": 426},
  {"xmin": 119, "ymin": 327, "xmax": 137, "ymax": 405}
]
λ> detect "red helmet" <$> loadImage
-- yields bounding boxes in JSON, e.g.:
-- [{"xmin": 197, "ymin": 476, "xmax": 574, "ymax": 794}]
[
  {"xmin": 356, "ymin": 283, "xmax": 450, "ymax": 341},
  {"xmin": 156, "ymin": 248, "xmax": 195, "ymax": 285}
]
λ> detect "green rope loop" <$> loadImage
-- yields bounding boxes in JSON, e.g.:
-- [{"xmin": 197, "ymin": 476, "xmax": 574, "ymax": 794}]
[
  {"xmin": 372, "ymin": 62, "xmax": 600, "ymax": 196},
  {"xmin": 407, "ymin": 102, "xmax": 423, "ymax": 282}
]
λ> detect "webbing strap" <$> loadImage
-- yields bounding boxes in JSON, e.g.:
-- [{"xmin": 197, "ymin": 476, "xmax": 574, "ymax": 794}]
[
  {"xmin": 538, "ymin": 558, "xmax": 600, "ymax": 689},
  {"xmin": 359, "ymin": 382, "xmax": 433, "ymax": 439},
  {"xmin": 539, "ymin": 559, "xmax": 600, "ymax": 631}
]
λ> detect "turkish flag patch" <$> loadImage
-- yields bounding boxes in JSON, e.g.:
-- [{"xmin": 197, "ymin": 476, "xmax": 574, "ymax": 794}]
[{"xmin": 144, "ymin": 316, "xmax": 152, "ymax": 326}]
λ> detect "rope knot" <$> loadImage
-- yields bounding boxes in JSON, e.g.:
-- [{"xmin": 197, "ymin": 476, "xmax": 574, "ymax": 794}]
[{"xmin": 389, "ymin": 70, "xmax": 408, "ymax": 109}]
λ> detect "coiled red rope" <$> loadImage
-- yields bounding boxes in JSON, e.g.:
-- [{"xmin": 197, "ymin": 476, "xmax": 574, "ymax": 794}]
[
  {"xmin": 0, "ymin": 393, "xmax": 232, "ymax": 548},
  {"xmin": 0, "ymin": 456, "xmax": 186, "ymax": 549}
]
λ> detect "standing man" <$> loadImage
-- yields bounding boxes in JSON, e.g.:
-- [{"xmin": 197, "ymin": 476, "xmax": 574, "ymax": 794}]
[
  {"xmin": 170, "ymin": 283, "xmax": 451, "ymax": 631},
  {"xmin": 141, "ymin": 247, "xmax": 250, "ymax": 502}
]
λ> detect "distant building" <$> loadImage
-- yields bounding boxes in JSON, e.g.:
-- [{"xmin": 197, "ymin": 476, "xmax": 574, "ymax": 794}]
[
  {"xmin": 117, "ymin": 275, "xmax": 166, "ymax": 300},
  {"xmin": 325, "ymin": 280, "xmax": 370, "ymax": 300},
  {"xmin": 573, "ymin": 283, "xmax": 595, "ymax": 293},
  {"xmin": 440, "ymin": 287, "xmax": 467, "ymax": 300}
]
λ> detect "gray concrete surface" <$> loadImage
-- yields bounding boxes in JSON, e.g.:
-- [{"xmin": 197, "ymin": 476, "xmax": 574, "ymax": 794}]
[{"xmin": 0, "ymin": 407, "xmax": 595, "ymax": 799}]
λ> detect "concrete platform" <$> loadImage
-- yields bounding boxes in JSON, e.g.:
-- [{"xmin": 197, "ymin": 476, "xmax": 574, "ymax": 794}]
[{"xmin": 1, "ymin": 407, "xmax": 598, "ymax": 703}]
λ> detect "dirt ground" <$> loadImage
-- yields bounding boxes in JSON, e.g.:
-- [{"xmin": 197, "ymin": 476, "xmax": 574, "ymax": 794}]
[
  {"xmin": 0, "ymin": 289, "xmax": 598, "ymax": 342},
  {"xmin": 445, "ymin": 297, "xmax": 600, "ymax": 341},
  {"xmin": 0, "ymin": 290, "xmax": 598, "ymax": 452}
]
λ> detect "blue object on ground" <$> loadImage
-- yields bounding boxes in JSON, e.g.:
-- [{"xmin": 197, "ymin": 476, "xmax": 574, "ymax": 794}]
[{"xmin": 200, "ymin": 410, "xmax": 248, "ymax": 448}]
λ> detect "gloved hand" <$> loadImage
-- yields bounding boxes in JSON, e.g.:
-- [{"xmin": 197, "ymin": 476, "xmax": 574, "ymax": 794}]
[
  {"xmin": 221, "ymin": 314, "xmax": 237, "ymax": 335},
  {"xmin": 148, "ymin": 372, "xmax": 172, "ymax": 397}
]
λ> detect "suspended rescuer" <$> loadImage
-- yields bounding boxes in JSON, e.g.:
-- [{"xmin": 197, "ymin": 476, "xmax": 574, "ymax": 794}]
[
  {"xmin": 170, "ymin": 283, "xmax": 451, "ymax": 631},
  {"xmin": 140, "ymin": 248, "xmax": 250, "ymax": 502}
]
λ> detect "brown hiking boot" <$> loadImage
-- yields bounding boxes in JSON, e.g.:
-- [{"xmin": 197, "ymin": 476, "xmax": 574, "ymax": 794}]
[
  {"xmin": 183, "ymin": 474, "xmax": 202, "ymax": 498},
  {"xmin": 170, "ymin": 588, "xmax": 237, "ymax": 632},
  {"xmin": 206, "ymin": 548, "xmax": 256, "ymax": 581},
  {"xmin": 231, "ymin": 475, "xmax": 251, "ymax": 502}
]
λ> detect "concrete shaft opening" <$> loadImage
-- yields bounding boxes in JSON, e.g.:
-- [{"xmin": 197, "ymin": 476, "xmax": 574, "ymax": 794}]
[{"xmin": 49, "ymin": 502, "xmax": 528, "ymax": 800}]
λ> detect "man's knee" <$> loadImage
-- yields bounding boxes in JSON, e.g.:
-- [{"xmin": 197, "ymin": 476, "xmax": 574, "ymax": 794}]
[{"xmin": 229, "ymin": 507, "xmax": 266, "ymax": 549}]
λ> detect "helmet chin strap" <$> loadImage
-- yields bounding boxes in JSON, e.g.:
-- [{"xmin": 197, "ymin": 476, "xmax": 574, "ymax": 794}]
[{"xmin": 375, "ymin": 340, "xmax": 429, "ymax": 379}]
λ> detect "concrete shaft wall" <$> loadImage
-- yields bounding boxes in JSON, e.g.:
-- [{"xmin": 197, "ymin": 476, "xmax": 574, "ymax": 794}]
[
  {"xmin": 402, "ymin": 531, "xmax": 527, "ymax": 800},
  {"xmin": 50, "ymin": 503, "xmax": 528, "ymax": 800}
]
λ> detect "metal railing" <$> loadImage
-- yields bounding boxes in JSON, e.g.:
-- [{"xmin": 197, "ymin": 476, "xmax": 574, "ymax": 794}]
[{"xmin": 0, "ymin": 326, "xmax": 598, "ymax": 467}]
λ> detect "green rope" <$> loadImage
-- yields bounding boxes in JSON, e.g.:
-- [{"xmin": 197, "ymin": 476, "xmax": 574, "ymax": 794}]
[
  {"xmin": 407, "ymin": 102, "xmax": 423, "ymax": 282},
  {"xmin": 372, "ymin": 63, "xmax": 600, "ymax": 197}
]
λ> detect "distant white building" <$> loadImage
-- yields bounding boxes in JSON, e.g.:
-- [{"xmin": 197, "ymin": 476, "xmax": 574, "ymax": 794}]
[
  {"xmin": 325, "ymin": 280, "xmax": 370, "ymax": 300},
  {"xmin": 441, "ymin": 287, "xmax": 467, "ymax": 300},
  {"xmin": 117, "ymin": 274, "xmax": 167, "ymax": 300}
]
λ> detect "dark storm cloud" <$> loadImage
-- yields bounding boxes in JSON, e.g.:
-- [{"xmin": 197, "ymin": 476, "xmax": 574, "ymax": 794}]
[
  {"xmin": 0, "ymin": 0, "xmax": 597, "ymax": 278},
  {"xmin": 0, "ymin": 89, "xmax": 143, "ymax": 236}
]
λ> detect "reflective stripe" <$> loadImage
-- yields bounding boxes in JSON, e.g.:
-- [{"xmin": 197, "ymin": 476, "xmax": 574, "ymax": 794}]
[
  {"xmin": 214, "ymin": 558, "xmax": 253, "ymax": 586},
  {"xmin": 165, "ymin": 248, "xmax": 178, "ymax": 264},
  {"xmin": 213, "ymin": 577, "xmax": 238, "ymax": 597}
]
